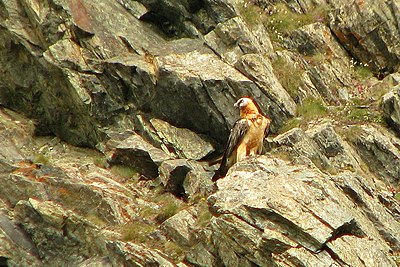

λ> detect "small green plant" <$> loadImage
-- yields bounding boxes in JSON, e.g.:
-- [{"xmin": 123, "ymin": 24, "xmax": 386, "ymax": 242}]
[
  {"xmin": 156, "ymin": 201, "xmax": 181, "ymax": 223},
  {"xmin": 278, "ymin": 118, "xmax": 302, "ymax": 134},
  {"xmin": 341, "ymin": 125, "xmax": 363, "ymax": 143},
  {"xmin": 264, "ymin": 3, "xmax": 328, "ymax": 43},
  {"xmin": 120, "ymin": 221, "xmax": 156, "ymax": 242},
  {"xmin": 32, "ymin": 153, "xmax": 50, "ymax": 165},
  {"xmin": 196, "ymin": 207, "xmax": 212, "ymax": 227},
  {"xmin": 93, "ymin": 155, "xmax": 108, "ymax": 168},
  {"xmin": 163, "ymin": 241, "xmax": 185, "ymax": 261}
]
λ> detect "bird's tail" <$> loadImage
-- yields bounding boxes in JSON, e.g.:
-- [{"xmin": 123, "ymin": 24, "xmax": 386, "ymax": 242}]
[{"xmin": 212, "ymin": 164, "xmax": 228, "ymax": 182}]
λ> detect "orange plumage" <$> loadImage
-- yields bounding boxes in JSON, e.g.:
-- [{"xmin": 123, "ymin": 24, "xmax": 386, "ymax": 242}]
[{"xmin": 212, "ymin": 97, "xmax": 271, "ymax": 181}]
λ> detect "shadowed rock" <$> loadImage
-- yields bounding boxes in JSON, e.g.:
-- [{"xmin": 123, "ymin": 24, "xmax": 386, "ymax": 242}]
[{"xmin": 109, "ymin": 134, "xmax": 170, "ymax": 179}]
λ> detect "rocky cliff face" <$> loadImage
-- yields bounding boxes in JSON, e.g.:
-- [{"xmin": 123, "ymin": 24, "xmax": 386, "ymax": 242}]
[{"xmin": 1, "ymin": 0, "xmax": 400, "ymax": 266}]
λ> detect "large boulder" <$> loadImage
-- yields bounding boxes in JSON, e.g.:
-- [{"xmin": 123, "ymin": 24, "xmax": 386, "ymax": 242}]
[
  {"xmin": 109, "ymin": 134, "xmax": 170, "ymax": 179},
  {"xmin": 206, "ymin": 156, "xmax": 400, "ymax": 267}
]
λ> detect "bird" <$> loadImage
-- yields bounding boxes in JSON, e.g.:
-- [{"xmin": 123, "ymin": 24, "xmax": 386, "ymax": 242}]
[{"xmin": 212, "ymin": 96, "xmax": 271, "ymax": 181}]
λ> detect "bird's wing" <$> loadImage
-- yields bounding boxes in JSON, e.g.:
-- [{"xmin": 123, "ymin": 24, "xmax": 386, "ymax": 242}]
[
  {"xmin": 224, "ymin": 118, "xmax": 251, "ymax": 159},
  {"xmin": 212, "ymin": 119, "xmax": 250, "ymax": 181},
  {"xmin": 263, "ymin": 116, "xmax": 272, "ymax": 137}
]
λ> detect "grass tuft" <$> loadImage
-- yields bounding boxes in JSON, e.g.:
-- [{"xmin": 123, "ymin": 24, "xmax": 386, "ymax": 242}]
[
  {"xmin": 110, "ymin": 165, "xmax": 137, "ymax": 179},
  {"xmin": 120, "ymin": 221, "xmax": 156, "ymax": 242},
  {"xmin": 154, "ymin": 193, "xmax": 182, "ymax": 223},
  {"xmin": 297, "ymin": 97, "xmax": 328, "ymax": 119},
  {"xmin": 272, "ymin": 56, "xmax": 304, "ymax": 100}
]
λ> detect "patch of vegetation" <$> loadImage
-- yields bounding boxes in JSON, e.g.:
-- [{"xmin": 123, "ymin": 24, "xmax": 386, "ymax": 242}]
[
  {"xmin": 84, "ymin": 212, "xmax": 107, "ymax": 227},
  {"xmin": 32, "ymin": 153, "xmax": 50, "ymax": 165},
  {"xmin": 154, "ymin": 193, "xmax": 182, "ymax": 223},
  {"xmin": 297, "ymin": 97, "xmax": 328, "ymax": 120},
  {"xmin": 263, "ymin": 3, "xmax": 328, "ymax": 44},
  {"xmin": 163, "ymin": 240, "xmax": 185, "ymax": 262},
  {"xmin": 395, "ymin": 193, "xmax": 400, "ymax": 201},
  {"xmin": 277, "ymin": 98, "xmax": 328, "ymax": 133},
  {"xmin": 237, "ymin": 1, "xmax": 262, "ymax": 28},
  {"xmin": 272, "ymin": 56, "xmax": 304, "ymax": 100},
  {"xmin": 354, "ymin": 65, "xmax": 374, "ymax": 80},
  {"xmin": 92, "ymin": 155, "xmax": 108, "ymax": 168},
  {"xmin": 120, "ymin": 220, "xmax": 156, "ymax": 242},
  {"xmin": 340, "ymin": 125, "xmax": 363, "ymax": 143},
  {"xmin": 110, "ymin": 165, "xmax": 137, "ymax": 179},
  {"xmin": 196, "ymin": 208, "xmax": 212, "ymax": 228},
  {"xmin": 345, "ymin": 107, "xmax": 382, "ymax": 123}
]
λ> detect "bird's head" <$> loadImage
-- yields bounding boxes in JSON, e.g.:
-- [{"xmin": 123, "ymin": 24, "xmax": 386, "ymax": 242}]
[{"xmin": 234, "ymin": 97, "xmax": 260, "ymax": 116}]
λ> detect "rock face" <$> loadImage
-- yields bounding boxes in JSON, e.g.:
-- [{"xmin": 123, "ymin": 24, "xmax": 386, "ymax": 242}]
[
  {"xmin": 1, "ymin": 0, "xmax": 400, "ymax": 266},
  {"xmin": 382, "ymin": 85, "xmax": 400, "ymax": 135},
  {"xmin": 207, "ymin": 156, "xmax": 400, "ymax": 267},
  {"xmin": 329, "ymin": 0, "xmax": 400, "ymax": 76}
]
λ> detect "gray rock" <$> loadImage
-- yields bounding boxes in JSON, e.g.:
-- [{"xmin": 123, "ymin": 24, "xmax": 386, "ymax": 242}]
[
  {"xmin": 381, "ymin": 85, "xmax": 400, "ymax": 135},
  {"xmin": 208, "ymin": 156, "xmax": 400, "ymax": 267},
  {"xmin": 14, "ymin": 198, "xmax": 107, "ymax": 266},
  {"xmin": 159, "ymin": 159, "xmax": 193, "ymax": 197},
  {"xmin": 107, "ymin": 240, "xmax": 176, "ymax": 267},
  {"xmin": 160, "ymin": 208, "xmax": 198, "ymax": 248},
  {"xmin": 204, "ymin": 17, "xmax": 271, "ymax": 65},
  {"xmin": 288, "ymin": 23, "xmax": 353, "ymax": 104},
  {"xmin": 383, "ymin": 72, "xmax": 400, "ymax": 87},
  {"xmin": 150, "ymin": 118, "xmax": 215, "ymax": 160},
  {"xmin": 110, "ymin": 134, "xmax": 170, "ymax": 179},
  {"xmin": 345, "ymin": 124, "xmax": 400, "ymax": 186},
  {"xmin": 0, "ymin": 211, "xmax": 41, "ymax": 266},
  {"xmin": 306, "ymin": 122, "xmax": 361, "ymax": 172},
  {"xmin": 183, "ymin": 170, "xmax": 215, "ymax": 200},
  {"xmin": 272, "ymin": 127, "xmax": 332, "ymax": 171},
  {"xmin": 330, "ymin": 0, "xmax": 400, "ymax": 76}
]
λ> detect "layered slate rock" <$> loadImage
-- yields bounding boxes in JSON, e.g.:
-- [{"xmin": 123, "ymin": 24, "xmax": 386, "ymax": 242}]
[
  {"xmin": 207, "ymin": 156, "xmax": 400, "ymax": 267},
  {"xmin": 381, "ymin": 85, "xmax": 400, "ymax": 135},
  {"xmin": 330, "ymin": 0, "xmax": 400, "ymax": 76},
  {"xmin": 150, "ymin": 118, "xmax": 215, "ymax": 160},
  {"xmin": 109, "ymin": 134, "xmax": 170, "ymax": 179},
  {"xmin": 345, "ymin": 124, "xmax": 400, "ymax": 187},
  {"xmin": 288, "ymin": 22, "xmax": 354, "ymax": 104}
]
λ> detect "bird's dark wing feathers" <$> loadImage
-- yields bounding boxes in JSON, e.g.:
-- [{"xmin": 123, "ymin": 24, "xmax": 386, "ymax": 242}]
[
  {"xmin": 212, "ymin": 119, "xmax": 250, "ymax": 181},
  {"xmin": 224, "ymin": 119, "xmax": 250, "ymax": 158}
]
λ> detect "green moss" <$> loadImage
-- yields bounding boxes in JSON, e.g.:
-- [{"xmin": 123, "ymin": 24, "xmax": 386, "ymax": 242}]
[{"xmin": 394, "ymin": 193, "xmax": 400, "ymax": 201}]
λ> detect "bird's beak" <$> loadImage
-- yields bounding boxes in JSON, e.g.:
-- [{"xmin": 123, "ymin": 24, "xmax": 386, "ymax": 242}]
[{"xmin": 234, "ymin": 100, "xmax": 240, "ymax": 108}]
